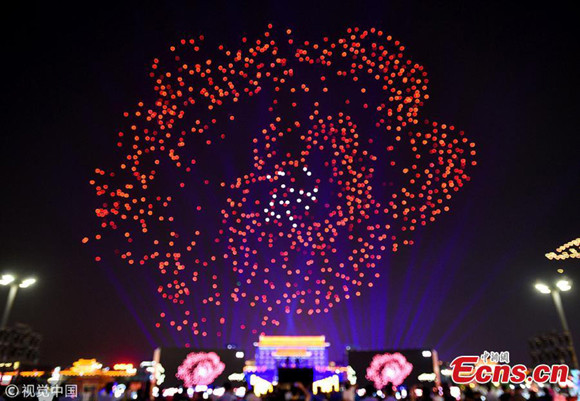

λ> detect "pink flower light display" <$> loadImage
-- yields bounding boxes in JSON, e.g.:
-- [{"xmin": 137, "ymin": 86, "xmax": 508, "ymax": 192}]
[
  {"xmin": 366, "ymin": 352, "xmax": 413, "ymax": 388},
  {"xmin": 176, "ymin": 351, "xmax": 226, "ymax": 387}
]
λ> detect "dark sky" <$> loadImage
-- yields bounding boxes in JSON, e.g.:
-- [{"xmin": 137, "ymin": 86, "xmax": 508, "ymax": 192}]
[{"xmin": 1, "ymin": 1, "xmax": 579, "ymax": 367}]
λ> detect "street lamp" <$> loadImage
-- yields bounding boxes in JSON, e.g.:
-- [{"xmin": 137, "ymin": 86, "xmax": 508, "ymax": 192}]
[
  {"xmin": 534, "ymin": 276, "xmax": 578, "ymax": 369},
  {"xmin": 0, "ymin": 273, "xmax": 37, "ymax": 329}
]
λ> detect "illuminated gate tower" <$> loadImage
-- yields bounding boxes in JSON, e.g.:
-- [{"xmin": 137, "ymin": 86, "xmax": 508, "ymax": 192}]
[{"xmin": 254, "ymin": 335, "xmax": 330, "ymax": 371}]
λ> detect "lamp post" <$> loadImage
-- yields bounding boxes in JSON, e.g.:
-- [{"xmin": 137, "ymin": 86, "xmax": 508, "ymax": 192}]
[
  {"xmin": 534, "ymin": 277, "xmax": 578, "ymax": 369},
  {"xmin": 0, "ymin": 274, "xmax": 37, "ymax": 329}
]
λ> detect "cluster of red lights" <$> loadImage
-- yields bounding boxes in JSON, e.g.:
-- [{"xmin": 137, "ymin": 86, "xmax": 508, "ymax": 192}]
[{"xmin": 86, "ymin": 25, "xmax": 477, "ymax": 337}]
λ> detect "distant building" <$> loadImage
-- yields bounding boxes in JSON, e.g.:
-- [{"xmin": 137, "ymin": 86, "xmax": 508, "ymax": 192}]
[
  {"xmin": 254, "ymin": 335, "xmax": 330, "ymax": 370},
  {"xmin": 0, "ymin": 323, "xmax": 41, "ymax": 365},
  {"xmin": 529, "ymin": 331, "xmax": 578, "ymax": 368}
]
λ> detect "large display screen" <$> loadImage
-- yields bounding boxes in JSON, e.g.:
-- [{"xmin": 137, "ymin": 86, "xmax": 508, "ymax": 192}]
[
  {"xmin": 155, "ymin": 347, "xmax": 246, "ymax": 388},
  {"xmin": 347, "ymin": 349, "xmax": 437, "ymax": 388}
]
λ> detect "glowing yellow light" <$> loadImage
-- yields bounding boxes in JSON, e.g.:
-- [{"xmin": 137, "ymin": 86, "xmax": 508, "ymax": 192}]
[
  {"xmin": 313, "ymin": 374, "xmax": 340, "ymax": 394},
  {"xmin": 60, "ymin": 359, "xmax": 103, "ymax": 376},
  {"xmin": 256, "ymin": 335, "xmax": 328, "ymax": 347},
  {"xmin": 20, "ymin": 370, "xmax": 45, "ymax": 377},
  {"xmin": 250, "ymin": 374, "xmax": 273, "ymax": 396},
  {"xmin": 272, "ymin": 349, "xmax": 312, "ymax": 357},
  {"xmin": 113, "ymin": 363, "xmax": 137, "ymax": 374},
  {"xmin": 59, "ymin": 359, "xmax": 136, "ymax": 377},
  {"xmin": 545, "ymin": 238, "xmax": 580, "ymax": 260}
]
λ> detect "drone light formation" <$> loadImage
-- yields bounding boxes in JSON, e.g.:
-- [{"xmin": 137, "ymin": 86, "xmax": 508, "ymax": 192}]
[
  {"xmin": 86, "ymin": 25, "xmax": 477, "ymax": 338},
  {"xmin": 545, "ymin": 238, "xmax": 580, "ymax": 261}
]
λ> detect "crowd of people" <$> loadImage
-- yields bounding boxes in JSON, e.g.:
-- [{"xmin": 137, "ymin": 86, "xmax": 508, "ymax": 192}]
[
  {"xmin": 156, "ymin": 381, "xmax": 575, "ymax": 401},
  {"xmin": 2, "ymin": 379, "xmax": 575, "ymax": 401}
]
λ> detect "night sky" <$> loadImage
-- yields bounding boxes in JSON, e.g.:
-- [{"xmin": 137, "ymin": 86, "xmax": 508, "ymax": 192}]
[{"xmin": 1, "ymin": 1, "xmax": 579, "ymax": 367}]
